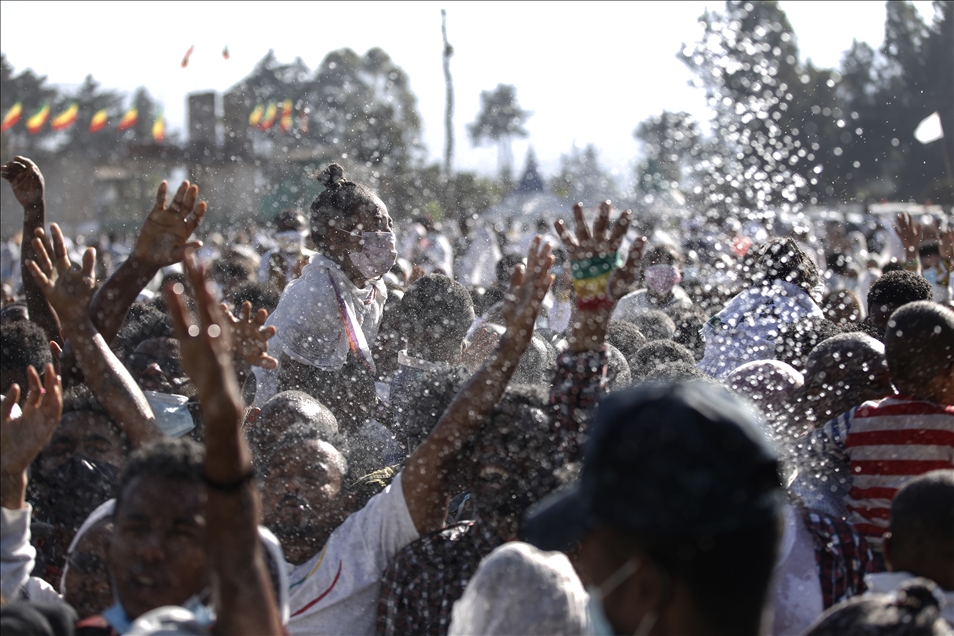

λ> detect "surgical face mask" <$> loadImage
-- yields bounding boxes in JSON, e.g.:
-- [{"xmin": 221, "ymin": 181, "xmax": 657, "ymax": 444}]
[
  {"xmin": 144, "ymin": 390, "xmax": 195, "ymax": 438},
  {"xmin": 644, "ymin": 264, "xmax": 682, "ymax": 295},
  {"xmin": 586, "ymin": 558, "xmax": 657, "ymax": 636},
  {"xmin": 275, "ymin": 229, "xmax": 306, "ymax": 254},
  {"xmin": 348, "ymin": 231, "xmax": 397, "ymax": 280}
]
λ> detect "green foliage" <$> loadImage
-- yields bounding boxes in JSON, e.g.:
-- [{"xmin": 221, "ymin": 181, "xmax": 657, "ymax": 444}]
[{"xmin": 468, "ymin": 84, "xmax": 532, "ymax": 178}]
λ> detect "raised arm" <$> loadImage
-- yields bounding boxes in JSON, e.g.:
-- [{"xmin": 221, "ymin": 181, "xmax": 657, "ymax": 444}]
[
  {"xmin": 1, "ymin": 157, "xmax": 61, "ymax": 345},
  {"xmin": 894, "ymin": 212, "xmax": 922, "ymax": 275},
  {"xmin": 26, "ymin": 223, "xmax": 162, "ymax": 450},
  {"xmin": 166, "ymin": 254, "xmax": 282, "ymax": 636},
  {"xmin": 1, "ymin": 364, "xmax": 62, "ymax": 511},
  {"xmin": 90, "ymin": 180, "xmax": 206, "ymax": 345},
  {"xmin": 402, "ymin": 237, "xmax": 554, "ymax": 535},
  {"xmin": 549, "ymin": 201, "xmax": 646, "ymax": 461}
]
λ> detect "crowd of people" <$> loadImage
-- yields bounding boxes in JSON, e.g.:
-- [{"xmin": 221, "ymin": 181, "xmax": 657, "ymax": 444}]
[{"xmin": 0, "ymin": 155, "xmax": 952, "ymax": 636}]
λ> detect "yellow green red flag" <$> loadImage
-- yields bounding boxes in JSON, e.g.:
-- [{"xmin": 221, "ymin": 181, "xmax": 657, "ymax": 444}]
[
  {"xmin": 279, "ymin": 99, "xmax": 294, "ymax": 132},
  {"xmin": 152, "ymin": 113, "xmax": 165, "ymax": 142},
  {"xmin": 260, "ymin": 102, "xmax": 278, "ymax": 130},
  {"xmin": 2, "ymin": 102, "xmax": 23, "ymax": 132},
  {"xmin": 26, "ymin": 103, "xmax": 50, "ymax": 134},
  {"xmin": 89, "ymin": 109, "xmax": 108, "ymax": 132},
  {"xmin": 249, "ymin": 104, "xmax": 264, "ymax": 126},
  {"xmin": 118, "ymin": 107, "xmax": 138, "ymax": 131},
  {"xmin": 51, "ymin": 103, "xmax": 79, "ymax": 131}
]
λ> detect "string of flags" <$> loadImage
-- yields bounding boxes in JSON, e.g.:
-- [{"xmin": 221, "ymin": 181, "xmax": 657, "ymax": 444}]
[
  {"xmin": 5, "ymin": 97, "xmax": 307, "ymax": 139},
  {"xmin": 1, "ymin": 101, "xmax": 165, "ymax": 141},
  {"xmin": 180, "ymin": 44, "xmax": 230, "ymax": 67}
]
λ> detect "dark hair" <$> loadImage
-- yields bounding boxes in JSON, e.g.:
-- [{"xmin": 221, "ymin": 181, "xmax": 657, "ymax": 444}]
[
  {"xmin": 606, "ymin": 321, "xmax": 648, "ymax": 362},
  {"xmin": 308, "ymin": 163, "xmax": 379, "ymax": 249},
  {"xmin": 114, "ymin": 438, "xmax": 204, "ymax": 516},
  {"xmin": 210, "ymin": 260, "xmax": 251, "ymax": 282},
  {"xmin": 495, "ymin": 254, "xmax": 525, "ymax": 285},
  {"xmin": 774, "ymin": 318, "xmax": 843, "ymax": 374},
  {"xmin": 630, "ymin": 340, "xmax": 695, "ymax": 380},
  {"xmin": 890, "ymin": 470, "xmax": 954, "ymax": 558},
  {"xmin": 805, "ymin": 578, "xmax": 950, "ymax": 636},
  {"xmin": 644, "ymin": 244, "xmax": 683, "ymax": 267},
  {"xmin": 0, "ymin": 320, "xmax": 53, "ymax": 389},
  {"xmin": 644, "ymin": 361, "xmax": 708, "ymax": 382},
  {"xmin": 274, "ymin": 208, "xmax": 307, "ymax": 233},
  {"xmin": 512, "ymin": 333, "xmax": 556, "ymax": 387},
  {"xmin": 755, "ymin": 237, "xmax": 819, "ymax": 293},
  {"xmin": 400, "ymin": 275, "xmax": 474, "ymax": 361},
  {"xmin": 112, "ymin": 306, "xmax": 175, "ymax": 364},
  {"xmin": 664, "ymin": 305, "xmax": 707, "ymax": 361},
  {"xmin": 231, "ymin": 281, "xmax": 281, "ymax": 315},
  {"xmin": 868, "ymin": 271, "xmax": 933, "ymax": 315},
  {"xmin": 624, "ymin": 309, "xmax": 676, "ymax": 342},
  {"xmin": 822, "ymin": 288, "xmax": 864, "ymax": 325},
  {"xmin": 884, "ymin": 302, "xmax": 954, "ymax": 393},
  {"xmin": 395, "ymin": 367, "xmax": 470, "ymax": 452},
  {"xmin": 605, "ymin": 343, "xmax": 632, "ymax": 390}
]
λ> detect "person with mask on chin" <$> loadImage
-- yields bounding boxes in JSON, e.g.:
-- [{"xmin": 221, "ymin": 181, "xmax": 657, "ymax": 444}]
[
  {"xmin": 255, "ymin": 164, "xmax": 397, "ymax": 419},
  {"xmin": 613, "ymin": 244, "xmax": 692, "ymax": 323}
]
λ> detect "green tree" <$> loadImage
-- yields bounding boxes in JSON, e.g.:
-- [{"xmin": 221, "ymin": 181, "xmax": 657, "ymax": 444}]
[
  {"xmin": 633, "ymin": 111, "xmax": 701, "ymax": 195},
  {"xmin": 60, "ymin": 75, "xmax": 125, "ymax": 159},
  {"xmin": 467, "ymin": 84, "xmax": 532, "ymax": 179},
  {"xmin": 0, "ymin": 54, "xmax": 61, "ymax": 153}
]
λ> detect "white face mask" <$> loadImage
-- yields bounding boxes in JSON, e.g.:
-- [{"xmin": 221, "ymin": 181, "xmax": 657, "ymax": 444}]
[
  {"xmin": 586, "ymin": 558, "xmax": 657, "ymax": 636},
  {"xmin": 143, "ymin": 390, "xmax": 195, "ymax": 438},
  {"xmin": 348, "ymin": 231, "xmax": 397, "ymax": 280}
]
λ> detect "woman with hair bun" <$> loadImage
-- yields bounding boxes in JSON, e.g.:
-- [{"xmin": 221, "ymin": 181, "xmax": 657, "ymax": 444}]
[{"xmin": 254, "ymin": 164, "xmax": 397, "ymax": 432}]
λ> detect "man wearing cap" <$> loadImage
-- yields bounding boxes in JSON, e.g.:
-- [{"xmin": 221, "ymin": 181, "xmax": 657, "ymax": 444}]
[{"xmin": 523, "ymin": 381, "xmax": 784, "ymax": 636}]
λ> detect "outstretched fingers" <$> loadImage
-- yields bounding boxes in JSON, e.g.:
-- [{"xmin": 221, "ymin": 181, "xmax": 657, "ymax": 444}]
[
  {"xmin": 155, "ymin": 180, "xmax": 168, "ymax": 209},
  {"xmin": 573, "ymin": 202, "xmax": 591, "ymax": 243},
  {"xmin": 1, "ymin": 384, "xmax": 19, "ymax": 422},
  {"xmin": 554, "ymin": 219, "xmax": 578, "ymax": 251},
  {"xmin": 609, "ymin": 209, "xmax": 633, "ymax": 251},
  {"xmin": 592, "ymin": 200, "xmax": 612, "ymax": 239}
]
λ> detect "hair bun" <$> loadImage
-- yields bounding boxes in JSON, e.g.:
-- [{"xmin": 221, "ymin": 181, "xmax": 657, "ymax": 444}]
[{"xmin": 312, "ymin": 163, "xmax": 346, "ymax": 188}]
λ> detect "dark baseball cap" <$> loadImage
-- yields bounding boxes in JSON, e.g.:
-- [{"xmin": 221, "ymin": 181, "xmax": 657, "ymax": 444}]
[{"xmin": 522, "ymin": 381, "xmax": 782, "ymax": 551}]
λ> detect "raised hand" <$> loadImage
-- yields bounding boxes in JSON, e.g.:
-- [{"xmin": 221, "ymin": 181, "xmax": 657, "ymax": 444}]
[
  {"xmin": 894, "ymin": 212, "xmax": 922, "ymax": 261},
  {"xmin": 554, "ymin": 200, "xmax": 647, "ymax": 306},
  {"xmin": 1, "ymin": 364, "xmax": 62, "ymax": 509},
  {"xmin": 939, "ymin": 226, "xmax": 953, "ymax": 264},
  {"xmin": 133, "ymin": 180, "xmax": 207, "ymax": 268},
  {"xmin": 0, "ymin": 156, "xmax": 45, "ymax": 209},
  {"xmin": 26, "ymin": 224, "xmax": 96, "ymax": 326},
  {"xmin": 500, "ymin": 236, "xmax": 554, "ymax": 349},
  {"xmin": 221, "ymin": 301, "xmax": 278, "ymax": 370},
  {"xmin": 165, "ymin": 253, "xmax": 241, "ymax": 421}
]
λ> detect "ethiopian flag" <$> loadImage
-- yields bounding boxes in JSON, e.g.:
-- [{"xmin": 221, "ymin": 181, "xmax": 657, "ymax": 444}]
[
  {"xmin": 152, "ymin": 112, "xmax": 165, "ymax": 142},
  {"xmin": 51, "ymin": 103, "xmax": 79, "ymax": 131},
  {"xmin": 26, "ymin": 103, "xmax": 50, "ymax": 134},
  {"xmin": 249, "ymin": 104, "xmax": 264, "ymax": 127},
  {"xmin": 89, "ymin": 109, "xmax": 108, "ymax": 132},
  {"xmin": 118, "ymin": 107, "xmax": 138, "ymax": 131},
  {"xmin": 260, "ymin": 102, "xmax": 278, "ymax": 130},
  {"xmin": 1, "ymin": 102, "xmax": 22, "ymax": 132},
  {"xmin": 279, "ymin": 99, "xmax": 293, "ymax": 132}
]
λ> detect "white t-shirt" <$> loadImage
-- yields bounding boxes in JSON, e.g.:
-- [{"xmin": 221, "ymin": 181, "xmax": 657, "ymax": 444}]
[
  {"xmin": 285, "ymin": 472, "xmax": 419, "ymax": 635},
  {"xmin": 769, "ymin": 504, "xmax": 824, "ymax": 636},
  {"xmin": 254, "ymin": 254, "xmax": 387, "ymax": 406},
  {"xmin": 613, "ymin": 286, "xmax": 693, "ymax": 322}
]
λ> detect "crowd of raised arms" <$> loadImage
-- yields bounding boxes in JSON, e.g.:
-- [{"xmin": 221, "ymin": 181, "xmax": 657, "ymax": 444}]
[{"xmin": 0, "ymin": 156, "xmax": 951, "ymax": 636}]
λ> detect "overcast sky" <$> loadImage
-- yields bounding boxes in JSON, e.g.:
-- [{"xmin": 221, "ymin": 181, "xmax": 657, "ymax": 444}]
[{"xmin": 0, "ymin": 1, "xmax": 937, "ymax": 181}]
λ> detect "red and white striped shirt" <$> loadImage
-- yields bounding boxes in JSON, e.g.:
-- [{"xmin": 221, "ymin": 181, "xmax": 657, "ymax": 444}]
[{"xmin": 812, "ymin": 397, "xmax": 954, "ymax": 545}]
